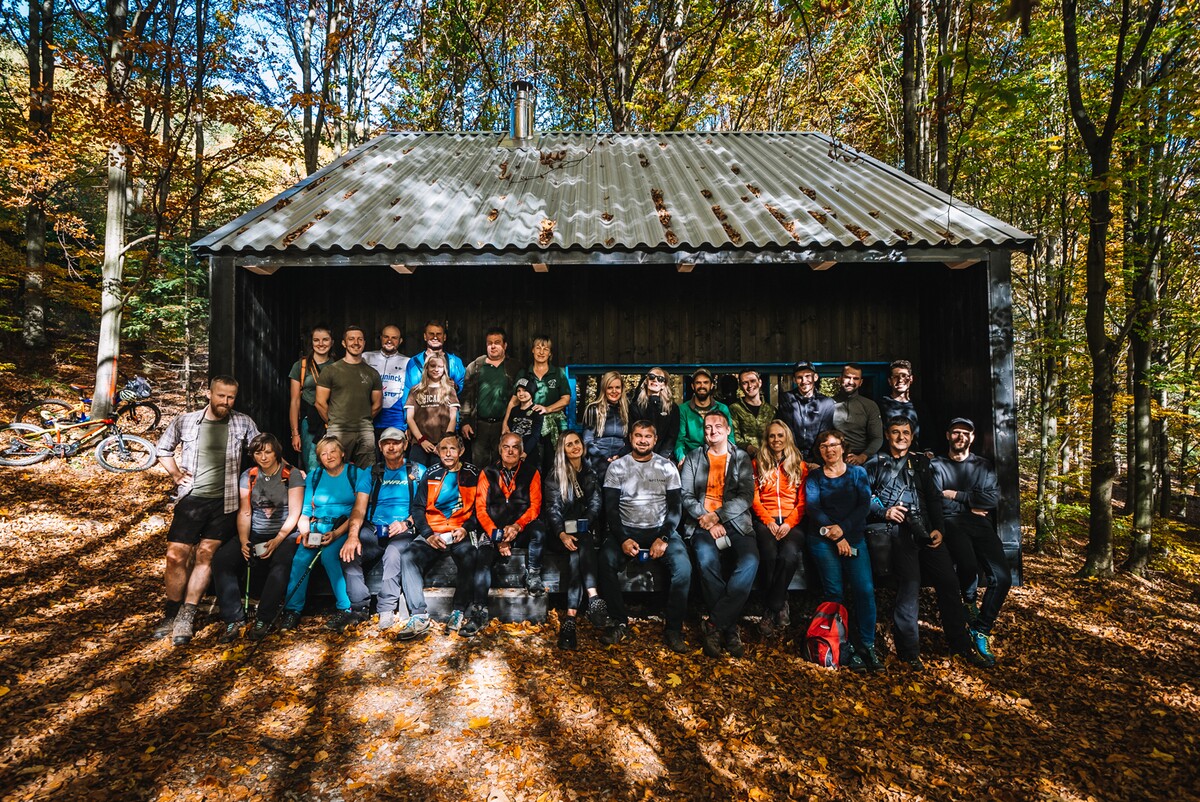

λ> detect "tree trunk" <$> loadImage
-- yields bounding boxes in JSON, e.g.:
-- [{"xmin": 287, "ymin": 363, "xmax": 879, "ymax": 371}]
[
  {"xmin": 22, "ymin": 0, "xmax": 55, "ymax": 349},
  {"xmin": 901, "ymin": 0, "xmax": 928, "ymax": 180},
  {"xmin": 303, "ymin": 0, "xmax": 318, "ymax": 174},
  {"xmin": 94, "ymin": 142, "xmax": 129, "ymax": 419}
]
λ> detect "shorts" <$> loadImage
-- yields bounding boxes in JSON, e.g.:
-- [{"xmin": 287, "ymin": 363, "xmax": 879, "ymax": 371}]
[{"xmin": 167, "ymin": 494, "xmax": 237, "ymax": 545}]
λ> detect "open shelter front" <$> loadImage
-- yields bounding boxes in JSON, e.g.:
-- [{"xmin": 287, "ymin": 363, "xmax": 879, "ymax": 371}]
[{"xmin": 193, "ymin": 129, "xmax": 1035, "ymax": 580}]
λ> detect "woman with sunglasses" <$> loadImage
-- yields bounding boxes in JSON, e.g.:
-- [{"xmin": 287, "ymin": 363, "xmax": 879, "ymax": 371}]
[{"xmin": 628, "ymin": 368, "xmax": 678, "ymax": 459}]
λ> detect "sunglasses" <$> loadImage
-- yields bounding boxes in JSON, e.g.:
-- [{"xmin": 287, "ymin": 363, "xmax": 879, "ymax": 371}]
[{"xmin": 647, "ymin": 374, "xmax": 666, "ymax": 383}]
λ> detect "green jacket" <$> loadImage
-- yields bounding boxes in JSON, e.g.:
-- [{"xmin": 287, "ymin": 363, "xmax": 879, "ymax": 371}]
[
  {"xmin": 674, "ymin": 399, "xmax": 735, "ymax": 462},
  {"xmin": 728, "ymin": 398, "xmax": 777, "ymax": 454}
]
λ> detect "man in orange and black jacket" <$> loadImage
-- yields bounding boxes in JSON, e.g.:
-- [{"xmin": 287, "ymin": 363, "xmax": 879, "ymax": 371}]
[{"xmin": 476, "ymin": 432, "xmax": 547, "ymax": 598}]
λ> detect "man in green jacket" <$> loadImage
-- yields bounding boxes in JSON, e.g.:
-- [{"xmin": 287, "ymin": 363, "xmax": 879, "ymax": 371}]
[{"xmin": 674, "ymin": 369, "xmax": 734, "ymax": 463}]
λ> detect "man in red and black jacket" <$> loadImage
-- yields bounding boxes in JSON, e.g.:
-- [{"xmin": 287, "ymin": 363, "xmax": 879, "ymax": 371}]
[{"xmin": 476, "ymin": 432, "xmax": 547, "ymax": 597}]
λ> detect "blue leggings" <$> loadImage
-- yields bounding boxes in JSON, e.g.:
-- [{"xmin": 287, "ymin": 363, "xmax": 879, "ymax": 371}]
[{"xmin": 284, "ymin": 535, "xmax": 351, "ymax": 612}]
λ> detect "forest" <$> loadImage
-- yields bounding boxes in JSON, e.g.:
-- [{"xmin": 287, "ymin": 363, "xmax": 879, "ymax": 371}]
[{"xmin": 1, "ymin": 2, "xmax": 1199, "ymax": 800}]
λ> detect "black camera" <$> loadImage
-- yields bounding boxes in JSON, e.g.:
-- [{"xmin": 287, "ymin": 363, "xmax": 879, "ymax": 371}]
[{"xmin": 903, "ymin": 512, "xmax": 933, "ymax": 547}]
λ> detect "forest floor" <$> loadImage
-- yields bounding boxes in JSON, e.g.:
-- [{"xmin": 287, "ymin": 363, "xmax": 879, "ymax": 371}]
[{"xmin": 1, "ymin": 351, "xmax": 1199, "ymax": 801}]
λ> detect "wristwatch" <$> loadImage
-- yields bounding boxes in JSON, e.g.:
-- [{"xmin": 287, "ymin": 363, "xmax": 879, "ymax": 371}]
[{"xmin": 820, "ymin": 526, "xmax": 831, "ymax": 537}]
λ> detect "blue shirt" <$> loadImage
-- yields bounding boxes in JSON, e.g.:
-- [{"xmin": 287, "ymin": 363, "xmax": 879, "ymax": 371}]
[
  {"xmin": 370, "ymin": 462, "xmax": 428, "ymax": 529},
  {"xmin": 402, "ymin": 351, "xmax": 466, "ymax": 405},
  {"xmin": 303, "ymin": 465, "xmax": 371, "ymax": 530}
]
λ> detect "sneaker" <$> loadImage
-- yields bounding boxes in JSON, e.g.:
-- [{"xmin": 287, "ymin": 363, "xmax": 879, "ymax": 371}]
[
  {"xmin": 699, "ymin": 620, "xmax": 721, "ymax": 658},
  {"xmin": 862, "ymin": 645, "xmax": 886, "ymax": 673},
  {"xmin": 757, "ymin": 612, "xmax": 777, "ymax": 638},
  {"xmin": 600, "ymin": 623, "xmax": 631, "ymax": 645},
  {"xmin": 218, "ymin": 620, "xmax": 245, "ymax": 644},
  {"xmin": 351, "ymin": 605, "xmax": 372, "ymax": 623},
  {"xmin": 963, "ymin": 600, "xmax": 981, "ymax": 627},
  {"xmin": 777, "ymin": 604, "xmax": 791, "ymax": 628},
  {"xmin": 151, "ymin": 615, "xmax": 175, "ymax": 640},
  {"xmin": 278, "ymin": 610, "xmax": 302, "ymax": 631},
  {"xmin": 248, "ymin": 618, "xmax": 273, "ymax": 641},
  {"xmin": 377, "ymin": 610, "xmax": 396, "ymax": 630},
  {"xmin": 663, "ymin": 629, "xmax": 688, "ymax": 654},
  {"xmin": 459, "ymin": 605, "xmax": 488, "ymax": 638},
  {"xmin": 397, "ymin": 614, "xmax": 432, "ymax": 641},
  {"xmin": 954, "ymin": 644, "xmax": 993, "ymax": 669},
  {"xmin": 525, "ymin": 568, "xmax": 546, "ymax": 597},
  {"xmin": 586, "ymin": 597, "xmax": 610, "ymax": 629},
  {"xmin": 171, "ymin": 603, "xmax": 197, "ymax": 647},
  {"xmin": 444, "ymin": 609, "xmax": 465, "ymax": 634},
  {"xmin": 325, "ymin": 609, "xmax": 358, "ymax": 633},
  {"xmin": 557, "ymin": 617, "xmax": 578, "ymax": 650},
  {"xmin": 970, "ymin": 627, "xmax": 997, "ymax": 666},
  {"xmin": 720, "ymin": 627, "xmax": 745, "ymax": 658}
]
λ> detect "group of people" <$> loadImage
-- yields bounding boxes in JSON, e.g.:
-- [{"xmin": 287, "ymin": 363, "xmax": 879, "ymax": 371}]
[{"xmin": 150, "ymin": 323, "xmax": 1012, "ymax": 672}]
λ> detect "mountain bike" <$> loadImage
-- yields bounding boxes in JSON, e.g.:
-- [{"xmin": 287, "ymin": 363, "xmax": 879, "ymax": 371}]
[
  {"xmin": 0, "ymin": 413, "xmax": 158, "ymax": 472},
  {"xmin": 16, "ymin": 377, "xmax": 161, "ymax": 435}
]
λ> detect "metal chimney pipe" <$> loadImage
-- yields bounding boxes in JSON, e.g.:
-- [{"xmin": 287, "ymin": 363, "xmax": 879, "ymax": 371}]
[{"xmin": 510, "ymin": 79, "xmax": 535, "ymax": 142}]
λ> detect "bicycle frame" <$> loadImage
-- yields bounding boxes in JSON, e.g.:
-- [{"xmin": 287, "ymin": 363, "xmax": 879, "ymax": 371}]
[{"xmin": 37, "ymin": 417, "xmax": 119, "ymax": 455}]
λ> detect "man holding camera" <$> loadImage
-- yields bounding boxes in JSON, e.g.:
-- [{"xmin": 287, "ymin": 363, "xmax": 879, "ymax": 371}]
[
  {"xmin": 475, "ymin": 433, "xmax": 547, "ymax": 597},
  {"xmin": 681, "ymin": 411, "xmax": 758, "ymax": 658},
  {"xmin": 866, "ymin": 417, "xmax": 990, "ymax": 670},
  {"xmin": 599, "ymin": 421, "xmax": 691, "ymax": 653}
]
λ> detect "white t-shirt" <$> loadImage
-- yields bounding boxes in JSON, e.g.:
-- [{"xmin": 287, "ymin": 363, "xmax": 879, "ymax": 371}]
[
  {"xmin": 362, "ymin": 350, "xmax": 409, "ymax": 429},
  {"xmin": 603, "ymin": 453, "xmax": 681, "ymax": 530}
]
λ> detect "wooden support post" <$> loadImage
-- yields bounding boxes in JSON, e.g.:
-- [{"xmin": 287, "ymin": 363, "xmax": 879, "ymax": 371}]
[
  {"xmin": 209, "ymin": 256, "xmax": 237, "ymax": 381},
  {"xmin": 987, "ymin": 250, "xmax": 1023, "ymax": 582}
]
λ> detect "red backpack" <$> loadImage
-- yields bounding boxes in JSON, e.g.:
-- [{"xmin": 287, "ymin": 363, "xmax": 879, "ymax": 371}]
[{"xmin": 805, "ymin": 602, "xmax": 850, "ymax": 668}]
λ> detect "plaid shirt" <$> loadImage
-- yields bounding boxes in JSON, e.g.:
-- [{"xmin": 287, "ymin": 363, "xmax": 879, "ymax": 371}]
[{"xmin": 157, "ymin": 408, "xmax": 260, "ymax": 513}]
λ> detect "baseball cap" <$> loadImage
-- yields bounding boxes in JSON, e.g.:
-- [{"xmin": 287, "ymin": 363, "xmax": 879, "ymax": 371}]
[
  {"xmin": 378, "ymin": 427, "xmax": 406, "ymax": 443},
  {"xmin": 947, "ymin": 417, "xmax": 975, "ymax": 432},
  {"xmin": 514, "ymin": 377, "xmax": 532, "ymax": 393},
  {"xmin": 792, "ymin": 361, "xmax": 817, "ymax": 375},
  {"xmin": 691, "ymin": 368, "xmax": 713, "ymax": 382}
]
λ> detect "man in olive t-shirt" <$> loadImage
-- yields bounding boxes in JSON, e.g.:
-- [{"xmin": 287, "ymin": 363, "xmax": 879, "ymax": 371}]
[
  {"xmin": 315, "ymin": 325, "xmax": 383, "ymax": 468},
  {"xmin": 461, "ymin": 326, "xmax": 522, "ymax": 466}
]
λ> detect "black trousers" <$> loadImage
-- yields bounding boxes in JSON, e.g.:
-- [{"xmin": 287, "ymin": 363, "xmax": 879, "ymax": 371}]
[
  {"xmin": 943, "ymin": 514, "xmax": 1012, "ymax": 634},
  {"xmin": 890, "ymin": 529, "xmax": 972, "ymax": 659},
  {"xmin": 753, "ymin": 519, "xmax": 804, "ymax": 614},
  {"xmin": 544, "ymin": 528, "xmax": 598, "ymax": 612},
  {"xmin": 211, "ymin": 534, "xmax": 299, "ymax": 623}
]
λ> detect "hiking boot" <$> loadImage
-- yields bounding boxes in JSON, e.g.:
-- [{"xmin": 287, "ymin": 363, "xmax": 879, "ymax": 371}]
[
  {"xmin": 862, "ymin": 645, "xmax": 886, "ymax": 673},
  {"xmin": 777, "ymin": 604, "xmax": 791, "ymax": 628},
  {"xmin": 325, "ymin": 609, "xmax": 358, "ymax": 633},
  {"xmin": 970, "ymin": 627, "xmax": 997, "ymax": 666},
  {"xmin": 663, "ymin": 629, "xmax": 688, "ymax": 654},
  {"xmin": 171, "ymin": 603, "xmax": 198, "ymax": 647},
  {"xmin": 600, "ymin": 623, "xmax": 631, "ymax": 646},
  {"xmin": 459, "ymin": 605, "xmax": 488, "ymax": 638},
  {"xmin": 248, "ymin": 618, "xmax": 272, "ymax": 641},
  {"xmin": 557, "ymin": 617, "xmax": 578, "ymax": 650},
  {"xmin": 903, "ymin": 656, "xmax": 925, "ymax": 672},
  {"xmin": 720, "ymin": 627, "xmax": 745, "ymax": 658},
  {"xmin": 586, "ymin": 597, "xmax": 610, "ymax": 629},
  {"xmin": 151, "ymin": 615, "xmax": 175, "ymax": 641},
  {"xmin": 757, "ymin": 612, "xmax": 777, "ymax": 638},
  {"xmin": 351, "ymin": 605, "xmax": 372, "ymax": 623},
  {"xmin": 845, "ymin": 645, "xmax": 867, "ymax": 673},
  {"xmin": 278, "ymin": 610, "xmax": 301, "ymax": 631},
  {"xmin": 955, "ymin": 642, "xmax": 993, "ymax": 669},
  {"xmin": 397, "ymin": 614, "xmax": 432, "ymax": 641},
  {"xmin": 963, "ymin": 600, "xmax": 981, "ymax": 627},
  {"xmin": 218, "ymin": 620, "xmax": 245, "ymax": 645},
  {"xmin": 444, "ymin": 609, "xmax": 465, "ymax": 634},
  {"xmin": 525, "ymin": 568, "xmax": 546, "ymax": 597},
  {"xmin": 377, "ymin": 610, "xmax": 396, "ymax": 630},
  {"xmin": 699, "ymin": 620, "xmax": 721, "ymax": 658}
]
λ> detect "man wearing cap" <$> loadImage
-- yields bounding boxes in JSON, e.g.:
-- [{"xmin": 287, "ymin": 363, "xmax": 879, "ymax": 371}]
[
  {"xmin": 932, "ymin": 417, "xmax": 1010, "ymax": 665},
  {"xmin": 461, "ymin": 326, "xmax": 522, "ymax": 467},
  {"xmin": 315, "ymin": 325, "xmax": 383, "ymax": 469},
  {"xmin": 674, "ymin": 369, "xmax": 735, "ymax": 463},
  {"xmin": 777, "ymin": 361, "xmax": 835, "ymax": 461},
  {"xmin": 343, "ymin": 427, "xmax": 428, "ymax": 630},
  {"xmin": 728, "ymin": 369, "xmax": 776, "ymax": 457},
  {"xmin": 832, "ymin": 363, "xmax": 883, "ymax": 466},
  {"xmin": 362, "ymin": 325, "xmax": 410, "ymax": 439}
]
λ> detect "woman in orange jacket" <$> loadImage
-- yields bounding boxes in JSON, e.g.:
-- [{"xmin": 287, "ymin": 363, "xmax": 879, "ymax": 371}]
[{"xmin": 752, "ymin": 420, "xmax": 808, "ymax": 635}]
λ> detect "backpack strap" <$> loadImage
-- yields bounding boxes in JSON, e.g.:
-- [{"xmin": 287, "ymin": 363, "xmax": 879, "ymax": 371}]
[
  {"xmin": 366, "ymin": 462, "xmax": 386, "ymax": 522},
  {"xmin": 248, "ymin": 466, "xmax": 260, "ymax": 497}
]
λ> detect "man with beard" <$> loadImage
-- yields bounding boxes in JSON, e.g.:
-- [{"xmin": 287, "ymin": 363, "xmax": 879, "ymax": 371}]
[
  {"xmin": 866, "ymin": 417, "xmax": 991, "ymax": 670},
  {"xmin": 315, "ymin": 325, "xmax": 383, "ymax": 468},
  {"xmin": 728, "ymin": 369, "xmax": 775, "ymax": 457},
  {"xmin": 403, "ymin": 319, "xmax": 466, "ymax": 400},
  {"xmin": 362, "ymin": 324, "xmax": 409, "ymax": 438},
  {"xmin": 878, "ymin": 359, "xmax": 923, "ymax": 448},
  {"xmin": 832, "ymin": 363, "xmax": 883, "ymax": 466},
  {"xmin": 777, "ymin": 361, "xmax": 834, "ymax": 460},
  {"xmin": 154, "ymin": 376, "xmax": 260, "ymax": 645},
  {"xmin": 674, "ymin": 369, "xmax": 734, "ymax": 463},
  {"xmin": 932, "ymin": 418, "xmax": 1010, "ymax": 666}
]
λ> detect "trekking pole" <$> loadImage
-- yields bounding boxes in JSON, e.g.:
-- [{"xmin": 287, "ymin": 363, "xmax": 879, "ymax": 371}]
[
  {"xmin": 244, "ymin": 543, "xmax": 326, "ymax": 658},
  {"xmin": 244, "ymin": 557, "xmax": 252, "ymax": 620}
]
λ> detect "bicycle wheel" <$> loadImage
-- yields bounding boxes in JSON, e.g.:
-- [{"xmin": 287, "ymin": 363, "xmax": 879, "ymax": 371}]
[
  {"xmin": 116, "ymin": 401, "xmax": 161, "ymax": 434},
  {"xmin": 95, "ymin": 433, "xmax": 157, "ymax": 472},
  {"xmin": 16, "ymin": 398, "xmax": 77, "ymax": 426},
  {"xmin": 0, "ymin": 424, "xmax": 52, "ymax": 466}
]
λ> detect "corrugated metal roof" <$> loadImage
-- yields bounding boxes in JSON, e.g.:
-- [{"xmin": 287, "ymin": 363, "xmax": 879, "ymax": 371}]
[{"xmin": 193, "ymin": 131, "xmax": 1034, "ymax": 258}]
